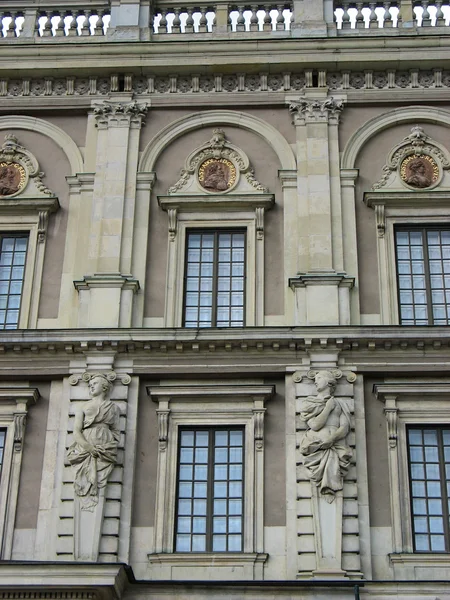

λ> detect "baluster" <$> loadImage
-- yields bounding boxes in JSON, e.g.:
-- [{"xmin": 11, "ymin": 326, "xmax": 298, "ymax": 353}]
[
  {"xmin": 250, "ymin": 5, "xmax": 259, "ymax": 30},
  {"xmin": 42, "ymin": 12, "xmax": 53, "ymax": 36},
  {"xmin": 5, "ymin": 13, "xmax": 16, "ymax": 37},
  {"xmin": 263, "ymin": 6, "xmax": 272, "ymax": 30},
  {"xmin": 355, "ymin": 1, "xmax": 365, "ymax": 28},
  {"xmin": 34, "ymin": 11, "xmax": 41, "ymax": 36},
  {"xmin": 198, "ymin": 8, "xmax": 208, "ymax": 31},
  {"xmin": 172, "ymin": 9, "xmax": 181, "ymax": 32},
  {"xmin": 54, "ymin": 12, "xmax": 65, "ymax": 36},
  {"xmin": 212, "ymin": 10, "xmax": 217, "ymax": 32},
  {"xmin": 276, "ymin": 4, "xmax": 285, "ymax": 30},
  {"xmin": 368, "ymin": 2, "xmax": 378, "ymax": 28},
  {"xmin": 228, "ymin": 8, "xmax": 232, "ymax": 31},
  {"xmin": 396, "ymin": 0, "xmax": 402, "ymax": 27},
  {"xmin": 236, "ymin": 7, "xmax": 246, "ymax": 30},
  {"xmin": 421, "ymin": 0, "xmax": 431, "ymax": 26},
  {"xmin": 79, "ymin": 10, "xmax": 90, "ymax": 35},
  {"xmin": 341, "ymin": 1, "xmax": 352, "ymax": 29},
  {"xmin": 159, "ymin": 10, "xmax": 168, "ymax": 33},
  {"xmin": 66, "ymin": 12, "xmax": 77, "ymax": 36},
  {"xmin": 93, "ymin": 11, "xmax": 105, "ymax": 35},
  {"xmin": 383, "ymin": 2, "xmax": 393, "ymax": 26},
  {"xmin": 435, "ymin": 0, "xmax": 445, "ymax": 26},
  {"xmin": 185, "ymin": 9, "xmax": 194, "ymax": 32},
  {"xmin": 290, "ymin": 9, "xmax": 294, "ymax": 29}
]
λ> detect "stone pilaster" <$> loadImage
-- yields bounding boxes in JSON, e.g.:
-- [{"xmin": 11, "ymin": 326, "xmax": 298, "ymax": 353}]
[
  {"xmin": 288, "ymin": 92, "xmax": 354, "ymax": 325},
  {"xmin": 291, "ymin": 0, "xmax": 335, "ymax": 37},
  {"xmin": 75, "ymin": 98, "xmax": 148, "ymax": 328}
]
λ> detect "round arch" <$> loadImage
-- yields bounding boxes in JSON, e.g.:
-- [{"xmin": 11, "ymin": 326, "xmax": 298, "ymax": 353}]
[
  {"xmin": 139, "ymin": 109, "xmax": 296, "ymax": 172},
  {"xmin": 0, "ymin": 115, "xmax": 84, "ymax": 175},
  {"xmin": 341, "ymin": 106, "xmax": 450, "ymax": 170}
]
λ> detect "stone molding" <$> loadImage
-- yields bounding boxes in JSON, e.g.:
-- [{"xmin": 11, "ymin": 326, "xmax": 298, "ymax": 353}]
[
  {"xmin": 138, "ymin": 109, "xmax": 296, "ymax": 172},
  {"xmin": 342, "ymin": 105, "xmax": 450, "ymax": 170},
  {"xmin": 73, "ymin": 274, "xmax": 140, "ymax": 293},
  {"xmin": 289, "ymin": 272, "xmax": 355, "ymax": 289},
  {"xmin": 0, "ymin": 115, "xmax": 83, "ymax": 175},
  {"xmin": 3, "ymin": 69, "xmax": 450, "ymax": 100},
  {"xmin": 289, "ymin": 96, "xmax": 344, "ymax": 124}
]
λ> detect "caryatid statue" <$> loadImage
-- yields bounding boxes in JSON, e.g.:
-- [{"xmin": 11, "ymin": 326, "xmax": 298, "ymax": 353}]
[{"xmin": 299, "ymin": 371, "xmax": 352, "ymax": 503}]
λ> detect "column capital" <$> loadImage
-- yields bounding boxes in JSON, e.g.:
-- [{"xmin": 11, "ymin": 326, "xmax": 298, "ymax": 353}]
[
  {"xmin": 92, "ymin": 99, "xmax": 149, "ymax": 129},
  {"xmin": 288, "ymin": 96, "xmax": 345, "ymax": 125}
]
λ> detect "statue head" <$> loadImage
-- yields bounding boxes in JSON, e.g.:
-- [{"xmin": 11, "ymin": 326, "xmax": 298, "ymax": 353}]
[
  {"xmin": 314, "ymin": 370, "xmax": 337, "ymax": 395},
  {"xmin": 88, "ymin": 373, "xmax": 112, "ymax": 398}
]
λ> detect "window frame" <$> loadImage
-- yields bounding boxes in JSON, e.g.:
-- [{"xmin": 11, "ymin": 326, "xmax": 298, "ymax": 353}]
[
  {"xmin": 147, "ymin": 384, "xmax": 274, "ymax": 580},
  {"xmin": 182, "ymin": 228, "xmax": 247, "ymax": 328},
  {"xmin": 0, "ymin": 233, "xmax": 30, "ymax": 330},
  {"xmin": 406, "ymin": 425, "xmax": 450, "ymax": 553},
  {"xmin": 375, "ymin": 382, "xmax": 450, "ymax": 574},
  {"xmin": 174, "ymin": 425, "xmax": 245, "ymax": 553},
  {"xmin": 0, "ymin": 387, "xmax": 39, "ymax": 559},
  {"xmin": 158, "ymin": 194, "xmax": 274, "ymax": 328},
  {"xmin": 394, "ymin": 225, "xmax": 450, "ymax": 326}
]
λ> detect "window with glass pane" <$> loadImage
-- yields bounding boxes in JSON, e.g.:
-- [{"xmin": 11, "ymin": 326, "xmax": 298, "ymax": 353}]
[
  {"xmin": 175, "ymin": 427, "xmax": 244, "ymax": 552},
  {"xmin": 183, "ymin": 230, "xmax": 245, "ymax": 327},
  {"xmin": 0, "ymin": 235, "xmax": 28, "ymax": 330},
  {"xmin": 395, "ymin": 227, "xmax": 450, "ymax": 325},
  {"xmin": 407, "ymin": 427, "xmax": 450, "ymax": 552}
]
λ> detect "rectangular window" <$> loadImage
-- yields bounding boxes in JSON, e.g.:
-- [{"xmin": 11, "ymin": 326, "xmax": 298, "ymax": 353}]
[
  {"xmin": 175, "ymin": 427, "xmax": 244, "ymax": 552},
  {"xmin": 0, "ymin": 235, "xmax": 28, "ymax": 330},
  {"xmin": 395, "ymin": 227, "xmax": 450, "ymax": 325},
  {"xmin": 183, "ymin": 230, "xmax": 245, "ymax": 327},
  {"xmin": 407, "ymin": 426, "xmax": 450, "ymax": 552}
]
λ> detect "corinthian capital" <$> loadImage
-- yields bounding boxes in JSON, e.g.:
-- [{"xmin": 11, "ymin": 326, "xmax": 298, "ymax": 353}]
[
  {"xmin": 289, "ymin": 96, "xmax": 344, "ymax": 125},
  {"xmin": 93, "ymin": 100, "xmax": 149, "ymax": 129}
]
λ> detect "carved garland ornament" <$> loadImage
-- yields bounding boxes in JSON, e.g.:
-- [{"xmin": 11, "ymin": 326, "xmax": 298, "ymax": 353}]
[
  {"xmin": 168, "ymin": 129, "xmax": 268, "ymax": 195},
  {"xmin": 372, "ymin": 126, "xmax": 450, "ymax": 191}
]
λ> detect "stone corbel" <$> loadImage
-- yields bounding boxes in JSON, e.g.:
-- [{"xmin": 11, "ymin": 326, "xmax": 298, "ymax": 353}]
[
  {"xmin": 68, "ymin": 371, "xmax": 131, "ymax": 386},
  {"xmin": 157, "ymin": 409, "xmax": 170, "ymax": 451},
  {"xmin": 168, "ymin": 208, "xmax": 178, "ymax": 242},
  {"xmin": 255, "ymin": 206, "xmax": 264, "ymax": 240},
  {"xmin": 375, "ymin": 204, "xmax": 385, "ymax": 238},
  {"xmin": 383, "ymin": 395, "xmax": 399, "ymax": 448},
  {"xmin": 38, "ymin": 210, "xmax": 48, "ymax": 243},
  {"xmin": 13, "ymin": 413, "xmax": 26, "ymax": 452},
  {"xmin": 253, "ymin": 409, "xmax": 265, "ymax": 451}
]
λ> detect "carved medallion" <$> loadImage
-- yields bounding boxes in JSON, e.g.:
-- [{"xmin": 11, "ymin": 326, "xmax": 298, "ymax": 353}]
[
  {"xmin": 198, "ymin": 158, "xmax": 236, "ymax": 192},
  {"xmin": 400, "ymin": 154, "xmax": 439, "ymax": 189},
  {"xmin": 0, "ymin": 162, "xmax": 26, "ymax": 197}
]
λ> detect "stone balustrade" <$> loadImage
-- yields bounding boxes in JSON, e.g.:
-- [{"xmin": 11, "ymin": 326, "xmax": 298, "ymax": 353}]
[
  {"xmin": 0, "ymin": 4, "xmax": 110, "ymax": 37},
  {"xmin": 334, "ymin": 1, "xmax": 449, "ymax": 29},
  {"xmin": 150, "ymin": 2, "xmax": 293, "ymax": 34}
]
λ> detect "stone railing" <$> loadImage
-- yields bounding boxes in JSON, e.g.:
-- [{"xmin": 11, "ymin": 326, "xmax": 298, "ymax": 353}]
[
  {"xmin": 0, "ymin": 3, "xmax": 110, "ymax": 38},
  {"xmin": 334, "ymin": 1, "xmax": 450, "ymax": 30},
  {"xmin": 150, "ymin": 1, "xmax": 293, "ymax": 34}
]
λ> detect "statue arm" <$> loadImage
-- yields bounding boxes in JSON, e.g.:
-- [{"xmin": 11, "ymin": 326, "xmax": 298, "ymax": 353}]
[
  {"xmin": 307, "ymin": 397, "xmax": 335, "ymax": 431},
  {"xmin": 73, "ymin": 408, "xmax": 95, "ymax": 453},
  {"xmin": 328, "ymin": 410, "xmax": 350, "ymax": 444}
]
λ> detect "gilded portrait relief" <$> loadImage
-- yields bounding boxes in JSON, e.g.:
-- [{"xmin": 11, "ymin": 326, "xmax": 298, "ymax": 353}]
[
  {"xmin": 0, "ymin": 162, "xmax": 26, "ymax": 197},
  {"xmin": 400, "ymin": 154, "xmax": 438, "ymax": 189},
  {"xmin": 198, "ymin": 158, "xmax": 236, "ymax": 192}
]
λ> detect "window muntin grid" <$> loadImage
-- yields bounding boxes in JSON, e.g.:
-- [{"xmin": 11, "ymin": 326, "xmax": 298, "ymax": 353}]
[
  {"xmin": 407, "ymin": 426, "xmax": 450, "ymax": 552},
  {"xmin": 175, "ymin": 427, "xmax": 244, "ymax": 552},
  {"xmin": 0, "ymin": 429, "xmax": 5, "ymax": 481},
  {"xmin": 0, "ymin": 235, "xmax": 28, "ymax": 330},
  {"xmin": 183, "ymin": 230, "xmax": 246, "ymax": 328},
  {"xmin": 395, "ymin": 227, "xmax": 450, "ymax": 325}
]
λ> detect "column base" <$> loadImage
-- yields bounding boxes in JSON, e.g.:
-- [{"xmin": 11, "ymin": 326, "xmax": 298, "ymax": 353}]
[
  {"xmin": 74, "ymin": 273, "xmax": 140, "ymax": 328},
  {"xmin": 289, "ymin": 271, "xmax": 354, "ymax": 326}
]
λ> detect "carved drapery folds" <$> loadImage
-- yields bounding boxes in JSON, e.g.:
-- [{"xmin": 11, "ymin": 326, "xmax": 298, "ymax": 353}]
[
  {"xmin": 289, "ymin": 97, "xmax": 344, "ymax": 125},
  {"xmin": 93, "ymin": 100, "xmax": 149, "ymax": 129}
]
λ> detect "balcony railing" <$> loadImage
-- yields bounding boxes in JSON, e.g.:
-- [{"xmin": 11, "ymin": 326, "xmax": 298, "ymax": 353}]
[{"xmin": 334, "ymin": 1, "xmax": 450, "ymax": 30}]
